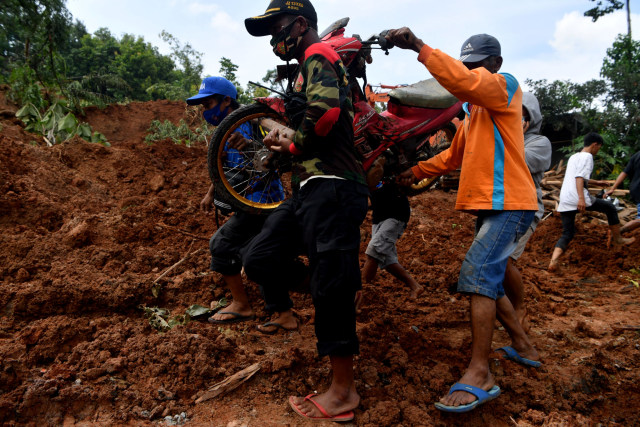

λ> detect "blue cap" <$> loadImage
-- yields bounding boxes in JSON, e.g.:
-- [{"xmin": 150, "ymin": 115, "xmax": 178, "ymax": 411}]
[{"xmin": 186, "ymin": 77, "xmax": 237, "ymax": 105}]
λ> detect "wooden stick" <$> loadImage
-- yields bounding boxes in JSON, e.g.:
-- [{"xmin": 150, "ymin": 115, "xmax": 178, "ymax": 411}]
[
  {"xmin": 612, "ymin": 325, "xmax": 640, "ymax": 332},
  {"xmin": 153, "ymin": 242, "xmax": 204, "ymax": 284},
  {"xmin": 158, "ymin": 222, "xmax": 209, "ymax": 241},
  {"xmin": 196, "ymin": 363, "xmax": 261, "ymax": 403}
]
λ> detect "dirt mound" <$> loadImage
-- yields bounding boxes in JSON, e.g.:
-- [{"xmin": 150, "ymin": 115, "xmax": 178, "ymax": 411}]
[{"xmin": 1, "ymin": 97, "xmax": 639, "ymax": 426}]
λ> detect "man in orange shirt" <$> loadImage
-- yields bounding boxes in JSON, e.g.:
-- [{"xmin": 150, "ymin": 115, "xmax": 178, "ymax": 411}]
[{"xmin": 387, "ymin": 28, "xmax": 541, "ymax": 413}]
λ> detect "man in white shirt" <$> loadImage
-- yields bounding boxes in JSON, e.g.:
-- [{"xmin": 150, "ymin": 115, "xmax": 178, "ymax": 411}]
[{"xmin": 549, "ymin": 133, "xmax": 635, "ymax": 271}]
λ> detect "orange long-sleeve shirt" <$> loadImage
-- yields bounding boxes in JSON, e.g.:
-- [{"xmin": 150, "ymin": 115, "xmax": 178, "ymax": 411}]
[{"xmin": 411, "ymin": 45, "xmax": 537, "ymax": 212}]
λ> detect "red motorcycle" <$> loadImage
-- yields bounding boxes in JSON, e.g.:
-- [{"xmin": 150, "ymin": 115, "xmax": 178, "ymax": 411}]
[{"xmin": 208, "ymin": 18, "xmax": 462, "ymax": 215}]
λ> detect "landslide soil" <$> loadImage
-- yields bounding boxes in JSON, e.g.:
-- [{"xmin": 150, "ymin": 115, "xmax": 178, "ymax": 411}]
[{"xmin": 1, "ymin": 89, "xmax": 639, "ymax": 426}]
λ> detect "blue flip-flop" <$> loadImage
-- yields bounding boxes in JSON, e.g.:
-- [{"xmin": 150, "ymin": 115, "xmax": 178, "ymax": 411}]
[
  {"xmin": 434, "ymin": 383, "xmax": 501, "ymax": 413},
  {"xmin": 496, "ymin": 346, "xmax": 542, "ymax": 368}
]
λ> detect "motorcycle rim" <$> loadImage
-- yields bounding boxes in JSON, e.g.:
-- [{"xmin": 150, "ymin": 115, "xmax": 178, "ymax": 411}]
[{"xmin": 207, "ymin": 104, "xmax": 292, "ymax": 215}]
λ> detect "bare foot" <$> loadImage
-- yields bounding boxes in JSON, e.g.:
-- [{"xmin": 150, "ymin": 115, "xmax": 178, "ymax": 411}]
[
  {"xmin": 439, "ymin": 370, "xmax": 494, "ymax": 408},
  {"xmin": 256, "ymin": 311, "xmax": 297, "ymax": 334},
  {"xmin": 209, "ymin": 300, "xmax": 253, "ymax": 322},
  {"xmin": 621, "ymin": 220, "xmax": 640, "ymax": 235},
  {"xmin": 496, "ymin": 343, "xmax": 539, "ymax": 363},
  {"xmin": 548, "ymin": 259, "xmax": 560, "ymax": 273},
  {"xmin": 612, "ymin": 236, "xmax": 635, "ymax": 246},
  {"xmin": 290, "ymin": 387, "xmax": 360, "ymax": 419},
  {"xmin": 409, "ymin": 284, "xmax": 424, "ymax": 300}
]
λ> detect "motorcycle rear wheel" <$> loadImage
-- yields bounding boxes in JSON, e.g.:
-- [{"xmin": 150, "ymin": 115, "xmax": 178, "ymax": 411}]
[
  {"xmin": 406, "ymin": 121, "xmax": 457, "ymax": 196},
  {"xmin": 207, "ymin": 103, "xmax": 292, "ymax": 216}
]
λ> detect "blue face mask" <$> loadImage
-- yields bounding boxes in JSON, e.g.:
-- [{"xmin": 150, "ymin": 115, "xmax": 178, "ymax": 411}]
[{"xmin": 203, "ymin": 103, "xmax": 230, "ymax": 126}]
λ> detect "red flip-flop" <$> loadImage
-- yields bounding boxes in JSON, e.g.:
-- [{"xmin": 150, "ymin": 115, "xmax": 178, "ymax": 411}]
[{"xmin": 288, "ymin": 394, "xmax": 355, "ymax": 422}]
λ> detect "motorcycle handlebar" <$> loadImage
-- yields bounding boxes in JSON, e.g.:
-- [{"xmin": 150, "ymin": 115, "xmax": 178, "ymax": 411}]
[
  {"xmin": 378, "ymin": 30, "xmax": 394, "ymax": 49},
  {"xmin": 363, "ymin": 31, "xmax": 393, "ymax": 48},
  {"xmin": 361, "ymin": 30, "xmax": 394, "ymax": 54}
]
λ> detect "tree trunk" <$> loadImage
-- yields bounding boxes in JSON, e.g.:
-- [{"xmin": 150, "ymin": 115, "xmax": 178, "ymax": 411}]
[{"xmin": 627, "ymin": 0, "xmax": 632, "ymax": 37}]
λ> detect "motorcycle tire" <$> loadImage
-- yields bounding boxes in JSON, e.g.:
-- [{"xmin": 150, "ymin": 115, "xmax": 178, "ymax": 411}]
[
  {"xmin": 406, "ymin": 121, "xmax": 457, "ymax": 196},
  {"xmin": 207, "ymin": 103, "xmax": 293, "ymax": 216}
]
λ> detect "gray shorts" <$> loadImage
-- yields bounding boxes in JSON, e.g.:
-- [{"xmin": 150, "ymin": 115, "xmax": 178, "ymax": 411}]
[
  {"xmin": 509, "ymin": 217, "xmax": 539, "ymax": 261},
  {"xmin": 365, "ymin": 218, "xmax": 407, "ymax": 269}
]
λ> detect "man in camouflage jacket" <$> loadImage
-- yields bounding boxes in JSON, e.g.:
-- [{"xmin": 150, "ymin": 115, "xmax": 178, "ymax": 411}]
[{"xmin": 242, "ymin": 0, "xmax": 368, "ymax": 422}]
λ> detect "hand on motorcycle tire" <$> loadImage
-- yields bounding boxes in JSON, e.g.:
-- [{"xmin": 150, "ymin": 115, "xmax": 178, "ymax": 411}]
[
  {"xmin": 263, "ymin": 128, "xmax": 294, "ymax": 154},
  {"xmin": 386, "ymin": 27, "xmax": 424, "ymax": 53},
  {"xmin": 396, "ymin": 168, "xmax": 418, "ymax": 186},
  {"xmin": 227, "ymin": 132, "xmax": 248, "ymax": 151}
]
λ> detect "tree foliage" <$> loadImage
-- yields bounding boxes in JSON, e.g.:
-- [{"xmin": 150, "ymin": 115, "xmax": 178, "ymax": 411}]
[
  {"xmin": 0, "ymin": 1, "xmax": 203, "ymax": 105},
  {"xmin": 585, "ymin": 0, "xmax": 624, "ymax": 21},
  {"xmin": 216, "ymin": 57, "xmax": 270, "ymax": 104},
  {"xmin": 584, "ymin": 0, "xmax": 631, "ymax": 36},
  {"xmin": 0, "ymin": 0, "xmax": 73, "ymax": 87},
  {"xmin": 529, "ymin": 32, "xmax": 640, "ymax": 178},
  {"xmin": 159, "ymin": 31, "xmax": 203, "ymax": 96},
  {"xmin": 600, "ymin": 34, "xmax": 640, "ymax": 153}
]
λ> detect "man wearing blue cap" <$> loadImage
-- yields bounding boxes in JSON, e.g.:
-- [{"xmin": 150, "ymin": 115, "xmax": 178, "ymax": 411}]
[
  {"xmin": 243, "ymin": 0, "xmax": 368, "ymax": 422},
  {"xmin": 188, "ymin": 76, "xmax": 282, "ymax": 325}
]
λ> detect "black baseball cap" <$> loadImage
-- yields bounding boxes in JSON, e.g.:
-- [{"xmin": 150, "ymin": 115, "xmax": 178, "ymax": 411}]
[
  {"xmin": 245, "ymin": 0, "xmax": 317, "ymax": 37},
  {"xmin": 459, "ymin": 34, "xmax": 501, "ymax": 63}
]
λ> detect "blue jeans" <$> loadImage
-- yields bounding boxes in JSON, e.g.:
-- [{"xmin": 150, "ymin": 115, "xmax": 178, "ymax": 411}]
[
  {"xmin": 636, "ymin": 203, "xmax": 640, "ymax": 219},
  {"xmin": 458, "ymin": 210, "xmax": 535, "ymax": 300}
]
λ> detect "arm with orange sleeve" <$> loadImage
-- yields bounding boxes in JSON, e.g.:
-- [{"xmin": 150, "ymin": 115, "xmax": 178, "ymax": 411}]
[
  {"xmin": 411, "ymin": 123, "xmax": 466, "ymax": 180},
  {"xmin": 417, "ymin": 45, "xmax": 513, "ymax": 112}
]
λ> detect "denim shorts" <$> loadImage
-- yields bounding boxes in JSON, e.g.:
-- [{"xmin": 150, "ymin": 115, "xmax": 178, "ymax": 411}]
[
  {"xmin": 365, "ymin": 218, "xmax": 407, "ymax": 269},
  {"xmin": 458, "ymin": 210, "xmax": 535, "ymax": 300}
]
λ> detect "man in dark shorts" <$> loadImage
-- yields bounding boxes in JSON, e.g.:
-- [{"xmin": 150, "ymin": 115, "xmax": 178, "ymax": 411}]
[
  {"xmin": 188, "ymin": 76, "xmax": 284, "ymax": 324},
  {"xmin": 362, "ymin": 180, "xmax": 423, "ymax": 299}
]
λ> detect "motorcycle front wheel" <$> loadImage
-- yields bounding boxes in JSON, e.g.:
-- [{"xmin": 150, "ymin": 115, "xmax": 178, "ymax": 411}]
[{"xmin": 207, "ymin": 103, "xmax": 293, "ymax": 216}]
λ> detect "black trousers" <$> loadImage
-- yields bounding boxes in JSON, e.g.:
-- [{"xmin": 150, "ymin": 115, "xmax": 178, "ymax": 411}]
[
  {"xmin": 555, "ymin": 198, "xmax": 619, "ymax": 250},
  {"xmin": 209, "ymin": 211, "xmax": 266, "ymax": 276},
  {"xmin": 243, "ymin": 178, "xmax": 368, "ymax": 357}
]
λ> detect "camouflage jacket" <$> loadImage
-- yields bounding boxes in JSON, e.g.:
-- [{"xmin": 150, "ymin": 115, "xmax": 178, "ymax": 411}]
[{"xmin": 289, "ymin": 42, "xmax": 365, "ymax": 189}]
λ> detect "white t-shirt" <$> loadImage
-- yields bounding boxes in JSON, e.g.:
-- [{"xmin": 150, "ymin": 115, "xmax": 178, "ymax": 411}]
[{"xmin": 557, "ymin": 152, "xmax": 595, "ymax": 212}]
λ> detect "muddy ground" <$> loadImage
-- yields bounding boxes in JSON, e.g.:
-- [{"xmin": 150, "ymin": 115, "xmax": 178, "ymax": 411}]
[{"xmin": 1, "ymin": 89, "xmax": 639, "ymax": 426}]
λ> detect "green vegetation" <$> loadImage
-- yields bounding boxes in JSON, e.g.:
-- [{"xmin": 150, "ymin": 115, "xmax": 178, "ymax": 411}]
[
  {"xmin": 145, "ymin": 119, "xmax": 213, "ymax": 147},
  {"xmin": 1, "ymin": 0, "xmax": 207, "ymax": 145},
  {"xmin": 140, "ymin": 306, "xmax": 188, "ymax": 332},
  {"xmin": 0, "ymin": 1, "xmax": 278, "ymax": 146},
  {"xmin": 527, "ymin": 34, "xmax": 640, "ymax": 179},
  {"xmin": 218, "ymin": 57, "xmax": 270, "ymax": 104},
  {"xmin": 16, "ymin": 100, "xmax": 108, "ymax": 146},
  {"xmin": 140, "ymin": 303, "xmax": 220, "ymax": 332}
]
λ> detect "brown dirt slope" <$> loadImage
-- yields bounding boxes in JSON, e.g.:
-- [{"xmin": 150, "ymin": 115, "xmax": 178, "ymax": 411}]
[{"xmin": 1, "ymin": 93, "xmax": 639, "ymax": 426}]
